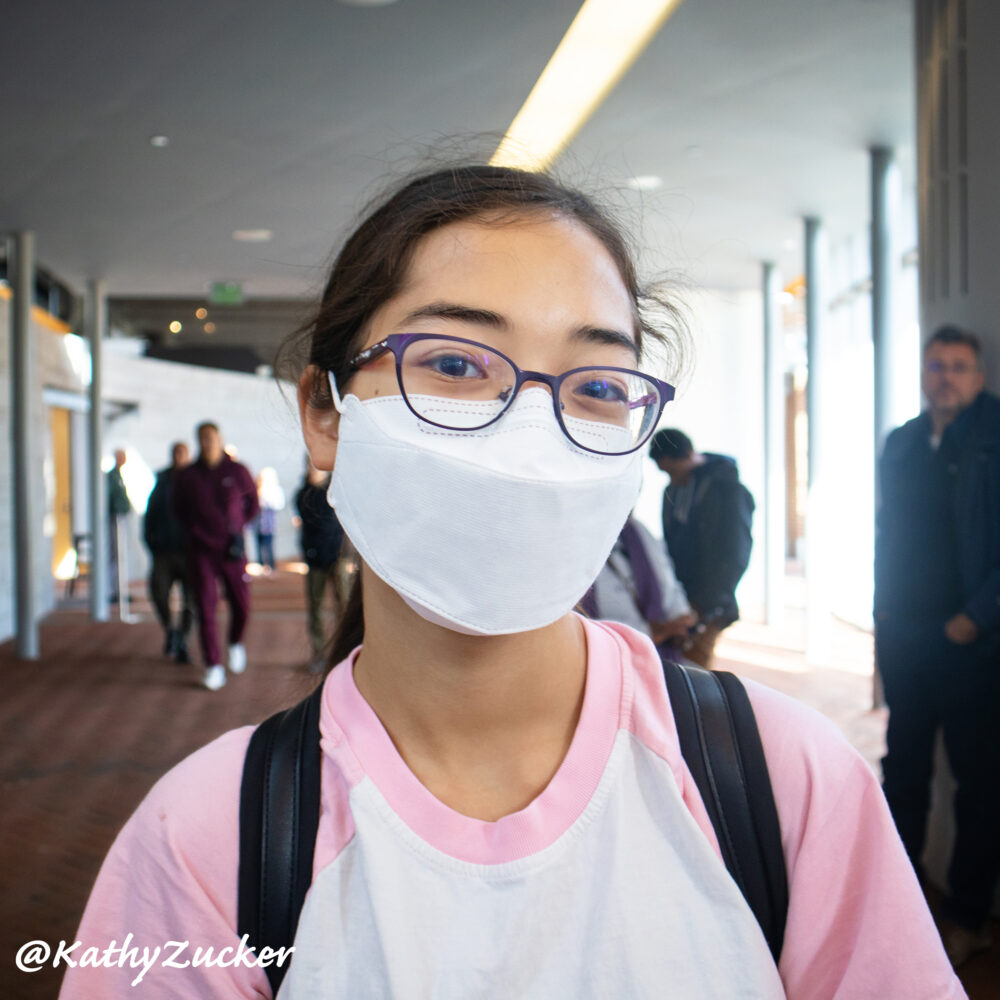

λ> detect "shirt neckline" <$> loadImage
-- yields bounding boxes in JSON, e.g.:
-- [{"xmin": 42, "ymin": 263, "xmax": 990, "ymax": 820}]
[{"xmin": 321, "ymin": 616, "xmax": 624, "ymax": 865}]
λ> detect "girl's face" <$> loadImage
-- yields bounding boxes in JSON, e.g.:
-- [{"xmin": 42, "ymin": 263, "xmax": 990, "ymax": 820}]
[
  {"xmin": 352, "ymin": 213, "xmax": 639, "ymax": 399},
  {"xmin": 302, "ymin": 213, "xmax": 639, "ymax": 468}
]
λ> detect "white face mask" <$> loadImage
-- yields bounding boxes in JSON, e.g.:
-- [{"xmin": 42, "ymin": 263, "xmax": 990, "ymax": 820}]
[{"xmin": 327, "ymin": 379, "xmax": 643, "ymax": 635}]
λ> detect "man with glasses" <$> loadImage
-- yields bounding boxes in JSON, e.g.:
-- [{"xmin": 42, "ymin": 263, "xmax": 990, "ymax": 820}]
[{"xmin": 875, "ymin": 325, "xmax": 1000, "ymax": 967}]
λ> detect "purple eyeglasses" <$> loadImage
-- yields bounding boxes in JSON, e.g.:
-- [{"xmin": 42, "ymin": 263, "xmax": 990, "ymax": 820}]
[{"xmin": 342, "ymin": 332, "xmax": 675, "ymax": 456}]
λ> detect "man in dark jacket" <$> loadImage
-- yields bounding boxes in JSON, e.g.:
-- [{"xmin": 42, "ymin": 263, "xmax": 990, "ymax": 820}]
[
  {"xmin": 875, "ymin": 325, "xmax": 1000, "ymax": 966},
  {"xmin": 294, "ymin": 461, "xmax": 346, "ymax": 673},
  {"xmin": 649, "ymin": 429, "xmax": 754, "ymax": 668},
  {"xmin": 173, "ymin": 422, "xmax": 258, "ymax": 691},
  {"xmin": 143, "ymin": 442, "xmax": 193, "ymax": 662}
]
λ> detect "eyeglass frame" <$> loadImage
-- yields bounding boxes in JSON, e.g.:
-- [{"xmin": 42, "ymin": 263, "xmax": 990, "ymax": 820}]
[{"xmin": 343, "ymin": 332, "xmax": 676, "ymax": 456}]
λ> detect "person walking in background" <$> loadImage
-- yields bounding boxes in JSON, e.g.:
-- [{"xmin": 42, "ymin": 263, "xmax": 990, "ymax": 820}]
[
  {"xmin": 254, "ymin": 466, "xmax": 285, "ymax": 573},
  {"xmin": 295, "ymin": 460, "xmax": 346, "ymax": 673},
  {"xmin": 173, "ymin": 422, "xmax": 258, "ymax": 692},
  {"xmin": 143, "ymin": 441, "xmax": 193, "ymax": 663},
  {"xmin": 875, "ymin": 324, "xmax": 1000, "ymax": 968},
  {"xmin": 106, "ymin": 448, "xmax": 132, "ymax": 603},
  {"xmin": 649, "ymin": 429, "xmax": 754, "ymax": 668},
  {"xmin": 583, "ymin": 514, "xmax": 695, "ymax": 656}
]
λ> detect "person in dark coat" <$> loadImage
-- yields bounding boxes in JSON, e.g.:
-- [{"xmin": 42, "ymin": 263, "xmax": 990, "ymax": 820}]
[
  {"xmin": 875, "ymin": 324, "xmax": 1000, "ymax": 967},
  {"xmin": 173, "ymin": 422, "xmax": 259, "ymax": 691},
  {"xmin": 143, "ymin": 442, "xmax": 193, "ymax": 662},
  {"xmin": 648, "ymin": 429, "xmax": 754, "ymax": 668},
  {"xmin": 295, "ymin": 461, "xmax": 346, "ymax": 673}
]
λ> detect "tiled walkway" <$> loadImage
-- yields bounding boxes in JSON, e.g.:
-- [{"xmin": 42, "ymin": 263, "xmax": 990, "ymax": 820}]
[{"xmin": 2, "ymin": 570, "xmax": 996, "ymax": 998}]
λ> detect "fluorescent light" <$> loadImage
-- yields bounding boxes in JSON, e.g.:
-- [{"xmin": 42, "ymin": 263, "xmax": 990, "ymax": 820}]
[
  {"xmin": 492, "ymin": 0, "xmax": 685, "ymax": 171},
  {"xmin": 149, "ymin": 135, "xmax": 170, "ymax": 148}
]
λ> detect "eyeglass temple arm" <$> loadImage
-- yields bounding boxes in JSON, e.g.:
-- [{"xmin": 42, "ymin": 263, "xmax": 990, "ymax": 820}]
[{"xmin": 349, "ymin": 340, "xmax": 392, "ymax": 371}]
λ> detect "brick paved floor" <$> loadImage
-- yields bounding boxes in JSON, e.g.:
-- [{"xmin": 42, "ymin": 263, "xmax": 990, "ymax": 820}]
[{"xmin": 1, "ymin": 570, "xmax": 996, "ymax": 998}]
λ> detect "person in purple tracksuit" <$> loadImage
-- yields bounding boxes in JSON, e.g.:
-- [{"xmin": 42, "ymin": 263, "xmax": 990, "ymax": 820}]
[{"xmin": 173, "ymin": 422, "xmax": 259, "ymax": 691}]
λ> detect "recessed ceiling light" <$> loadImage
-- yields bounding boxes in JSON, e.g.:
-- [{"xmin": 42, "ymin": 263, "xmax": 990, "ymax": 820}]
[
  {"xmin": 627, "ymin": 175, "xmax": 662, "ymax": 191},
  {"xmin": 204, "ymin": 322, "xmax": 217, "ymax": 334},
  {"xmin": 195, "ymin": 307, "xmax": 208, "ymax": 320},
  {"xmin": 232, "ymin": 229, "xmax": 274, "ymax": 243},
  {"xmin": 149, "ymin": 135, "xmax": 170, "ymax": 148},
  {"xmin": 168, "ymin": 321, "xmax": 182, "ymax": 333}
]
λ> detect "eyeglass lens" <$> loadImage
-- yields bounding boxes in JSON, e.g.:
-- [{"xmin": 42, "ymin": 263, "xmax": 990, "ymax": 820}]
[{"xmin": 398, "ymin": 337, "xmax": 661, "ymax": 454}]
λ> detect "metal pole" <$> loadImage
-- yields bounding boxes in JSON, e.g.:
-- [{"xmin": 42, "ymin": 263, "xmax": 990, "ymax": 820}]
[
  {"xmin": 86, "ymin": 280, "xmax": 109, "ymax": 622},
  {"xmin": 870, "ymin": 146, "xmax": 895, "ymax": 709},
  {"xmin": 803, "ymin": 217, "xmax": 829, "ymax": 658},
  {"xmin": 762, "ymin": 261, "xmax": 785, "ymax": 627},
  {"xmin": 10, "ymin": 232, "xmax": 39, "ymax": 659},
  {"xmin": 804, "ymin": 218, "xmax": 822, "ymax": 493}
]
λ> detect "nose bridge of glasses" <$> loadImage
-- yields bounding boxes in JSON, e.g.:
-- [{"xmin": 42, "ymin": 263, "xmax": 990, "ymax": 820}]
[{"xmin": 517, "ymin": 369, "xmax": 560, "ymax": 394}]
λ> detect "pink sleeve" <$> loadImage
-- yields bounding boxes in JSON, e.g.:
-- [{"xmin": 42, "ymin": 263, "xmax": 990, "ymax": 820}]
[
  {"xmin": 58, "ymin": 727, "xmax": 272, "ymax": 1000},
  {"xmin": 746, "ymin": 681, "xmax": 967, "ymax": 1000}
]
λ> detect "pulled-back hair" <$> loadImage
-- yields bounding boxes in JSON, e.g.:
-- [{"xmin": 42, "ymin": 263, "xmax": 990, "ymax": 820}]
[{"xmin": 276, "ymin": 162, "xmax": 688, "ymax": 668}]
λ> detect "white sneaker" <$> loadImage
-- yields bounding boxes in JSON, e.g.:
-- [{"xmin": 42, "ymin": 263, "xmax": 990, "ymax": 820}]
[
  {"xmin": 228, "ymin": 643, "xmax": 247, "ymax": 675},
  {"xmin": 203, "ymin": 664, "xmax": 227, "ymax": 691}
]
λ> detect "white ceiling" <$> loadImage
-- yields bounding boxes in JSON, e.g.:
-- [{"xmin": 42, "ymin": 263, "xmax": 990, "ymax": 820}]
[{"xmin": 0, "ymin": 0, "xmax": 914, "ymax": 300}]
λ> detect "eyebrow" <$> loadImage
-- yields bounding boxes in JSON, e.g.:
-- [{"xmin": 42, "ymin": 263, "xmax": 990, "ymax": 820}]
[{"xmin": 401, "ymin": 301, "xmax": 639, "ymax": 359}]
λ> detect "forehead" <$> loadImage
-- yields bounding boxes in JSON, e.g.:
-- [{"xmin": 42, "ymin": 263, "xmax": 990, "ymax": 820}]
[{"xmin": 396, "ymin": 214, "xmax": 636, "ymax": 328}]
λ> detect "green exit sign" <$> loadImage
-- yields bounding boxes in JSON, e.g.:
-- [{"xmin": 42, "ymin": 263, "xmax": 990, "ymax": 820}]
[{"xmin": 210, "ymin": 281, "xmax": 243, "ymax": 305}]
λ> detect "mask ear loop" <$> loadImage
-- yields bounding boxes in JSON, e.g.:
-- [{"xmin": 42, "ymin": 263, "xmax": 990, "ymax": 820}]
[{"xmin": 328, "ymin": 370, "xmax": 347, "ymax": 415}]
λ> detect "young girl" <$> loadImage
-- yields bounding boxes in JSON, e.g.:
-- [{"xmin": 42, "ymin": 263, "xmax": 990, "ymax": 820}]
[{"xmin": 60, "ymin": 165, "xmax": 964, "ymax": 999}]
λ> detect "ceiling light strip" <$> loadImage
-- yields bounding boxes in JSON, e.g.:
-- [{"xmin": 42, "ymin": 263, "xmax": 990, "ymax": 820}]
[{"xmin": 491, "ymin": 0, "xmax": 685, "ymax": 171}]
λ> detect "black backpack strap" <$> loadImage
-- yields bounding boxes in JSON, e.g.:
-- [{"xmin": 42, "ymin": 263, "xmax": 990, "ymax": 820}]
[
  {"xmin": 238, "ymin": 683, "xmax": 324, "ymax": 996},
  {"xmin": 661, "ymin": 658, "xmax": 788, "ymax": 963}
]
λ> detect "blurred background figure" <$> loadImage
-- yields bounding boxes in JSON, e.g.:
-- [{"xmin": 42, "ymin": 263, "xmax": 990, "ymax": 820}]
[
  {"xmin": 582, "ymin": 514, "xmax": 695, "ymax": 660},
  {"xmin": 143, "ymin": 441, "xmax": 193, "ymax": 664},
  {"xmin": 875, "ymin": 325, "xmax": 1000, "ymax": 968},
  {"xmin": 649, "ymin": 429, "xmax": 755, "ymax": 668},
  {"xmin": 106, "ymin": 448, "xmax": 132, "ymax": 604},
  {"xmin": 254, "ymin": 467, "xmax": 286, "ymax": 574},
  {"xmin": 294, "ymin": 461, "xmax": 345, "ymax": 673},
  {"xmin": 173, "ymin": 422, "xmax": 259, "ymax": 691}
]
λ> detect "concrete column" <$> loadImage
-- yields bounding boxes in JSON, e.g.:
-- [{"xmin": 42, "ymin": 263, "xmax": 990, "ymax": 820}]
[
  {"xmin": 10, "ymin": 232, "xmax": 39, "ymax": 659},
  {"xmin": 761, "ymin": 261, "xmax": 785, "ymax": 627},
  {"xmin": 914, "ymin": 0, "xmax": 1000, "ymax": 913},
  {"xmin": 803, "ymin": 218, "xmax": 831, "ymax": 658},
  {"xmin": 85, "ymin": 280, "xmax": 109, "ymax": 622},
  {"xmin": 870, "ymin": 147, "xmax": 897, "ymax": 709}
]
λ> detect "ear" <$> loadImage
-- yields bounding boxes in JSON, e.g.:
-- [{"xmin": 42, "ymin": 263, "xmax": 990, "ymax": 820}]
[{"xmin": 298, "ymin": 366, "xmax": 340, "ymax": 472}]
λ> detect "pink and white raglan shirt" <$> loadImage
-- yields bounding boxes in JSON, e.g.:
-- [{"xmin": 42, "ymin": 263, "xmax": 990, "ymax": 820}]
[{"xmin": 60, "ymin": 618, "xmax": 966, "ymax": 999}]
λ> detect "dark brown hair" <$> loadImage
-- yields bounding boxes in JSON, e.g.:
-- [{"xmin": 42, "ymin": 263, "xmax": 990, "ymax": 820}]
[
  {"xmin": 924, "ymin": 324, "xmax": 983, "ymax": 368},
  {"xmin": 276, "ymin": 163, "xmax": 688, "ymax": 669}
]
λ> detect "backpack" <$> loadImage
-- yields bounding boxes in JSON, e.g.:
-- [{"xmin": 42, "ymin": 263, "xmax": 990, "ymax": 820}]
[{"xmin": 238, "ymin": 658, "xmax": 788, "ymax": 996}]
